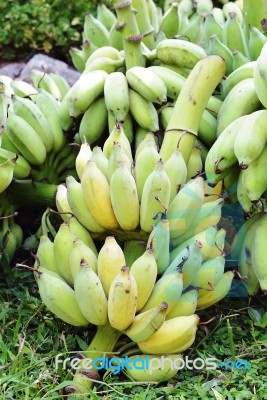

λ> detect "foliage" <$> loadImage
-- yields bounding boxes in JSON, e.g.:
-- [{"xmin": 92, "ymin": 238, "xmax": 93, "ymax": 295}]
[{"xmin": 0, "ymin": 0, "xmax": 103, "ymax": 62}]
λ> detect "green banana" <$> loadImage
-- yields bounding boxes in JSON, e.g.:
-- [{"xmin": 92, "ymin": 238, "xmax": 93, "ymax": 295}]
[
  {"xmin": 69, "ymin": 237, "xmax": 98, "ymax": 281},
  {"xmin": 79, "ymin": 97, "xmax": 108, "ymax": 145},
  {"xmin": 104, "ymin": 72, "xmax": 130, "ymax": 123},
  {"xmin": 251, "ymin": 214, "xmax": 267, "ymax": 290},
  {"xmin": 129, "ymin": 89, "xmax": 159, "ymax": 132},
  {"xmin": 74, "ymin": 259, "xmax": 108, "ymax": 325},
  {"xmin": 166, "ymin": 286, "xmax": 198, "ymax": 319}
]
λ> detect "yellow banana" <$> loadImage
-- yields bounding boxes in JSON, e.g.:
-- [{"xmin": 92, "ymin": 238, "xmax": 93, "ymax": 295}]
[
  {"xmin": 137, "ymin": 314, "xmax": 200, "ymax": 354},
  {"xmin": 81, "ymin": 161, "xmax": 119, "ymax": 230},
  {"xmin": 75, "ymin": 142, "xmax": 92, "ymax": 180},
  {"xmin": 110, "ymin": 161, "xmax": 140, "ymax": 231},
  {"xmin": 74, "ymin": 259, "xmax": 108, "ymax": 325},
  {"xmin": 108, "ymin": 266, "xmax": 138, "ymax": 330},
  {"xmin": 124, "ymin": 302, "xmax": 168, "ymax": 342},
  {"xmin": 97, "ymin": 236, "xmax": 126, "ymax": 296},
  {"xmin": 107, "ymin": 142, "xmax": 132, "ymax": 182},
  {"xmin": 103, "ymin": 123, "xmax": 132, "ymax": 162},
  {"xmin": 196, "ymin": 271, "xmax": 234, "ymax": 310},
  {"xmin": 35, "ymin": 266, "xmax": 88, "ymax": 326},
  {"xmin": 166, "ymin": 286, "xmax": 198, "ymax": 319},
  {"xmin": 55, "ymin": 184, "xmax": 72, "ymax": 223},
  {"xmin": 130, "ymin": 247, "xmax": 158, "ymax": 311},
  {"xmin": 90, "ymin": 146, "xmax": 109, "ymax": 179},
  {"xmin": 66, "ymin": 175, "xmax": 105, "ymax": 234}
]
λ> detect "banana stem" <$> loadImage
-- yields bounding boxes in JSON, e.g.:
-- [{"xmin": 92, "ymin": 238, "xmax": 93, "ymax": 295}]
[
  {"xmin": 7, "ymin": 180, "xmax": 57, "ymax": 208},
  {"xmin": 70, "ymin": 323, "xmax": 121, "ymax": 398},
  {"xmin": 112, "ymin": 0, "xmax": 145, "ymax": 69},
  {"xmin": 243, "ymin": 0, "xmax": 267, "ymax": 32},
  {"xmin": 159, "ymin": 55, "xmax": 226, "ymax": 164},
  {"xmin": 132, "ymin": 0, "xmax": 155, "ymax": 49}
]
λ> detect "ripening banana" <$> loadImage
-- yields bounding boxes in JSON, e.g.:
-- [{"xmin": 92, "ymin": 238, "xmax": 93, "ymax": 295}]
[
  {"xmin": 35, "ymin": 266, "xmax": 88, "ymax": 326},
  {"xmin": 248, "ymin": 26, "xmax": 267, "ymax": 61},
  {"xmin": 107, "ymin": 142, "xmax": 132, "ymax": 182},
  {"xmin": 68, "ymin": 216, "xmax": 97, "ymax": 256},
  {"xmin": 220, "ymin": 61, "xmax": 255, "ymax": 99},
  {"xmin": 148, "ymin": 216, "xmax": 170, "ymax": 275},
  {"xmin": 10, "ymin": 79, "xmax": 37, "ymax": 98},
  {"xmin": 76, "ymin": 142, "xmax": 92, "ymax": 181},
  {"xmin": 97, "ymin": 3, "xmax": 117, "ymax": 31},
  {"xmin": 205, "ymin": 115, "xmax": 247, "ymax": 185},
  {"xmin": 126, "ymin": 67, "xmax": 167, "ymax": 105},
  {"xmin": 103, "ymin": 124, "xmax": 132, "ymax": 162},
  {"xmin": 222, "ymin": 12, "xmax": 250, "ymax": 58},
  {"xmin": 69, "ymin": 237, "xmax": 98, "ymax": 282},
  {"xmin": 104, "ymin": 72, "xmax": 130, "ymax": 123},
  {"xmin": 35, "ymin": 89, "xmax": 65, "ymax": 152},
  {"xmin": 140, "ymin": 160, "xmax": 171, "ymax": 233},
  {"xmin": 124, "ymin": 353, "xmax": 183, "ymax": 383},
  {"xmin": 141, "ymin": 268, "xmax": 183, "ymax": 315},
  {"xmin": 53, "ymin": 222, "xmax": 75, "ymax": 285},
  {"xmin": 137, "ymin": 314, "xmax": 200, "ymax": 354},
  {"xmin": 97, "ymin": 236, "xmax": 126, "ymax": 297},
  {"xmin": 251, "ymin": 214, "xmax": 267, "ymax": 291},
  {"xmin": 74, "ymin": 259, "xmax": 108, "ymax": 325},
  {"xmin": 130, "ymin": 247, "xmax": 158, "ymax": 311},
  {"xmin": 166, "ymin": 286, "xmax": 198, "ymax": 319},
  {"xmin": 108, "ymin": 266, "xmax": 138, "ymax": 331},
  {"xmin": 66, "ymin": 176, "xmax": 105, "ymax": 234},
  {"xmin": 90, "ymin": 146, "xmax": 109, "ymax": 178},
  {"xmin": 172, "ymin": 197, "xmax": 224, "ymax": 246},
  {"xmin": 147, "ymin": 65, "xmax": 186, "ymax": 102},
  {"xmin": 110, "ymin": 161, "xmax": 140, "ymax": 231},
  {"xmin": 240, "ymin": 144, "xmax": 267, "ymax": 202},
  {"xmin": 216, "ymin": 78, "xmax": 261, "ymax": 136},
  {"xmin": 108, "ymin": 112, "xmax": 134, "ymax": 143},
  {"xmin": 0, "ymin": 158, "xmax": 16, "ymax": 193},
  {"xmin": 196, "ymin": 270, "xmax": 234, "ymax": 310},
  {"xmin": 238, "ymin": 218, "xmax": 261, "ymax": 296},
  {"xmin": 237, "ymin": 170, "xmax": 254, "ymax": 216},
  {"xmin": 234, "ymin": 110, "xmax": 267, "ymax": 169},
  {"xmin": 83, "ymin": 13, "xmax": 110, "ymax": 48},
  {"xmin": 78, "ymin": 97, "xmax": 108, "ymax": 145},
  {"xmin": 160, "ymin": 2, "xmax": 179, "ymax": 38},
  {"xmin": 156, "ymin": 39, "xmax": 207, "ymax": 69},
  {"xmin": 12, "ymin": 94, "xmax": 54, "ymax": 153},
  {"xmin": 135, "ymin": 140, "xmax": 160, "ymax": 200},
  {"xmin": 164, "ymin": 148, "xmax": 187, "ymax": 203},
  {"xmin": 192, "ymin": 256, "xmax": 225, "ymax": 296},
  {"xmin": 5, "ymin": 114, "xmax": 47, "ymax": 166},
  {"xmin": 36, "ymin": 234, "xmax": 59, "ymax": 274},
  {"xmin": 167, "ymin": 176, "xmax": 204, "ymax": 240},
  {"xmin": 207, "ymin": 34, "xmax": 233, "ymax": 76},
  {"xmin": 129, "ymin": 89, "xmax": 159, "ymax": 132},
  {"xmin": 253, "ymin": 42, "xmax": 267, "ymax": 108},
  {"xmin": 55, "ymin": 184, "xmax": 73, "ymax": 223},
  {"xmin": 81, "ymin": 161, "xmax": 118, "ymax": 230},
  {"xmin": 66, "ymin": 70, "xmax": 108, "ymax": 117},
  {"xmin": 124, "ymin": 302, "xmax": 168, "ymax": 344}
]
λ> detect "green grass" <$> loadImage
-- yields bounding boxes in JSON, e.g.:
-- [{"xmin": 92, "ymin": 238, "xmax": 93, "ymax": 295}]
[{"xmin": 0, "ymin": 264, "xmax": 267, "ymax": 400}]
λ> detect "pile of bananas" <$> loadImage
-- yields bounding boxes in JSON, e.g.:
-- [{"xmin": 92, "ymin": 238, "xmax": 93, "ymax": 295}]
[
  {"xmin": 32, "ymin": 205, "xmax": 233, "ymax": 392},
  {"xmin": 0, "ymin": 72, "xmax": 77, "ymax": 190}
]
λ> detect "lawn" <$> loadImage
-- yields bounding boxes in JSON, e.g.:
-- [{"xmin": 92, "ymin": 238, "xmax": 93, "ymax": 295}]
[{"xmin": 1, "ymin": 262, "xmax": 266, "ymax": 400}]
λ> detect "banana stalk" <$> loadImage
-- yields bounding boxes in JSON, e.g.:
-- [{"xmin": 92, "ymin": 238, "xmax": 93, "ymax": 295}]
[
  {"xmin": 111, "ymin": 0, "xmax": 145, "ymax": 69},
  {"xmin": 159, "ymin": 55, "xmax": 226, "ymax": 164},
  {"xmin": 7, "ymin": 180, "xmax": 57, "ymax": 207},
  {"xmin": 132, "ymin": 0, "xmax": 155, "ymax": 49},
  {"xmin": 69, "ymin": 323, "xmax": 121, "ymax": 398},
  {"xmin": 243, "ymin": 0, "xmax": 267, "ymax": 32}
]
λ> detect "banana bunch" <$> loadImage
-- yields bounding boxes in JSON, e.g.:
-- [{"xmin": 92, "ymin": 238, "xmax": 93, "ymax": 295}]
[
  {"xmin": 0, "ymin": 73, "xmax": 78, "ymax": 189},
  {"xmin": 32, "ymin": 206, "xmax": 233, "ymax": 383},
  {"xmin": 0, "ymin": 194, "xmax": 23, "ymax": 264}
]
